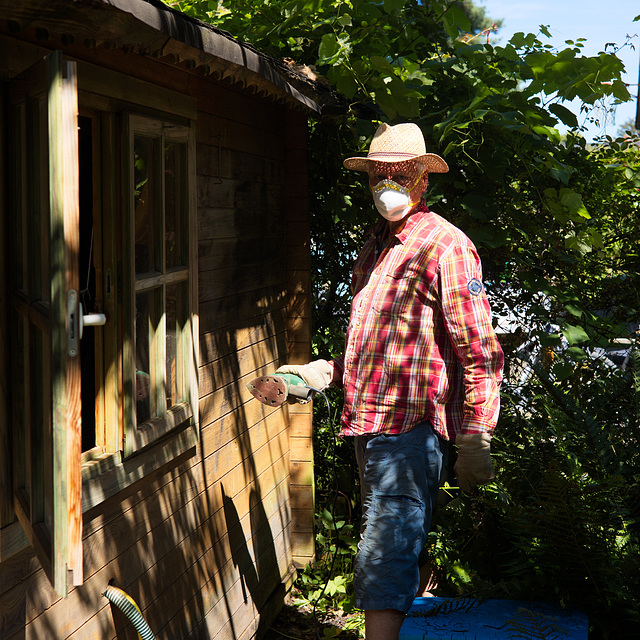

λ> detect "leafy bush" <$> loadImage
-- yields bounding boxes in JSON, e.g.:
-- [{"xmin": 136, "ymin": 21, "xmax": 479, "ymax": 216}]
[
  {"xmin": 427, "ymin": 345, "xmax": 640, "ymax": 639},
  {"xmin": 293, "ymin": 507, "xmax": 358, "ymax": 613},
  {"xmin": 301, "ymin": 344, "xmax": 640, "ymax": 638}
]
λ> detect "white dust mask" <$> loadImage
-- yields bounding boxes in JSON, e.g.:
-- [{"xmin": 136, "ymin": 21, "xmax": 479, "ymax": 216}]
[
  {"xmin": 372, "ymin": 181, "xmax": 413, "ymax": 221},
  {"xmin": 371, "ymin": 171, "xmax": 425, "ymax": 222}
]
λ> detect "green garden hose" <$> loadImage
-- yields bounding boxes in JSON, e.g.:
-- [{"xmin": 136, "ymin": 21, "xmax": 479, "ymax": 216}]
[{"xmin": 104, "ymin": 585, "xmax": 157, "ymax": 640}]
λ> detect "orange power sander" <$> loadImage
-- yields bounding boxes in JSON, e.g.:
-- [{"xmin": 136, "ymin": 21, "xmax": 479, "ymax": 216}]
[{"xmin": 246, "ymin": 373, "xmax": 314, "ymax": 407}]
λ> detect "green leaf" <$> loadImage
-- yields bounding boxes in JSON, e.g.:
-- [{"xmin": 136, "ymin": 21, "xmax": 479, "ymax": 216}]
[
  {"xmin": 450, "ymin": 560, "xmax": 472, "ymax": 583},
  {"xmin": 611, "ymin": 78, "xmax": 631, "ymax": 102},
  {"xmin": 509, "ymin": 32, "xmax": 527, "ymax": 49},
  {"xmin": 397, "ymin": 96, "xmax": 421, "ymax": 118},
  {"xmin": 318, "ymin": 33, "xmax": 339, "ymax": 63},
  {"xmin": 549, "ymin": 103, "xmax": 579, "ymax": 128},
  {"xmin": 552, "ymin": 360, "xmax": 574, "ymax": 381},
  {"xmin": 383, "ymin": 0, "xmax": 404, "ymax": 13},
  {"xmin": 588, "ymin": 228, "xmax": 604, "ymax": 250},
  {"xmin": 375, "ymin": 96, "xmax": 397, "ymax": 119},
  {"xmin": 566, "ymin": 346, "xmax": 588, "ymax": 360},
  {"xmin": 565, "ymin": 231, "xmax": 592, "ymax": 255},
  {"xmin": 336, "ymin": 70, "xmax": 359, "ymax": 98},
  {"xmin": 442, "ymin": 4, "xmax": 470, "ymax": 40},
  {"xmin": 466, "ymin": 226, "xmax": 509, "ymax": 248},
  {"xmin": 562, "ymin": 324, "xmax": 589, "ymax": 345},
  {"xmin": 559, "ymin": 188, "xmax": 590, "ymax": 219},
  {"xmin": 369, "ymin": 55, "xmax": 395, "ymax": 74},
  {"xmin": 549, "ymin": 161, "xmax": 572, "ymax": 185},
  {"xmin": 532, "ymin": 125, "xmax": 561, "ymax": 143},
  {"xmin": 564, "ymin": 304, "xmax": 583, "ymax": 318},
  {"xmin": 540, "ymin": 332, "xmax": 563, "ymax": 348}
]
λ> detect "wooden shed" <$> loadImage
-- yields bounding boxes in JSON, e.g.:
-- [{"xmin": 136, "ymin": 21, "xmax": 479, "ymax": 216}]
[{"xmin": 0, "ymin": 0, "xmax": 338, "ymax": 637}]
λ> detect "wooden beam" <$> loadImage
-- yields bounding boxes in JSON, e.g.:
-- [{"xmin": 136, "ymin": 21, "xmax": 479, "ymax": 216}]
[{"xmin": 48, "ymin": 51, "xmax": 83, "ymax": 592}]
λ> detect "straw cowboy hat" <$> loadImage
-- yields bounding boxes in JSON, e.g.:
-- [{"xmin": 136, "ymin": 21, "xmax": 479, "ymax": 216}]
[{"xmin": 344, "ymin": 122, "xmax": 449, "ymax": 173}]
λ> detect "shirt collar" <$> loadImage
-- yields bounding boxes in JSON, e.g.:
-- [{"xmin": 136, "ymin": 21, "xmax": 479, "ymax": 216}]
[{"xmin": 367, "ymin": 201, "xmax": 431, "ymax": 246}]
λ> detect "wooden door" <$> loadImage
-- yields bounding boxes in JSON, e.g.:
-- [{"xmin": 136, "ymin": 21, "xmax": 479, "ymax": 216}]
[{"xmin": 9, "ymin": 50, "xmax": 83, "ymax": 596}]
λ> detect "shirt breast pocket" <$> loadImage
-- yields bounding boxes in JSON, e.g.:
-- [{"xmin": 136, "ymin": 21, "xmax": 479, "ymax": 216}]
[{"xmin": 373, "ymin": 266, "xmax": 424, "ymax": 320}]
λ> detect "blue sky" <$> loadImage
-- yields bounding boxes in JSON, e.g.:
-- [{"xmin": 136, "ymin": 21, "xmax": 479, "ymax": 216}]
[{"xmin": 479, "ymin": 0, "xmax": 640, "ymax": 141}]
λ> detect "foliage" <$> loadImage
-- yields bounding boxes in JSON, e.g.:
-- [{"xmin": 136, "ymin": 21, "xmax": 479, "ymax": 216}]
[
  {"xmin": 292, "ymin": 507, "xmax": 359, "ymax": 612},
  {"xmin": 617, "ymin": 117, "xmax": 639, "ymax": 138},
  {"xmin": 163, "ymin": 0, "xmax": 640, "ymax": 636},
  {"xmin": 165, "ymin": 1, "xmax": 638, "ymax": 361},
  {"xmin": 428, "ymin": 340, "xmax": 640, "ymax": 639}
]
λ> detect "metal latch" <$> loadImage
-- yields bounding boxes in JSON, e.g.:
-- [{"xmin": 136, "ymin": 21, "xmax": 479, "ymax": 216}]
[{"xmin": 67, "ymin": 290, "xmax": 79, "ymax": 357}]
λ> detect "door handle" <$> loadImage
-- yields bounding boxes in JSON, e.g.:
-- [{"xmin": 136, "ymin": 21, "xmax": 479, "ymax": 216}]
[
  {"xmin": 79, "ymin": 302, "xmax": 106, "ymax": 339},
  {"xmin": 67, "ymin": 291, "xmax": 107, "ymax": 356}
]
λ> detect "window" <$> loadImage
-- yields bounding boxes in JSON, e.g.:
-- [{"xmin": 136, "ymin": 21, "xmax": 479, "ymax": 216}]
[
  {"xmin": 6, "ymin": 51, "xmax": 198, "ymax": 596},
  {"xmin": 123, "ymin": 116, "xmax": 198, "ymax": 456},
  {"xmin": 78, "ymin": 80, "xmax": 199, "ymax": 504}
]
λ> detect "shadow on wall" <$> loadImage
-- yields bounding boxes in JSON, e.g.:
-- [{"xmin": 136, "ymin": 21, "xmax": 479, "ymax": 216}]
[{"xmin": 222, "ymin": 484, "xmax": 282, "ymax": 638}]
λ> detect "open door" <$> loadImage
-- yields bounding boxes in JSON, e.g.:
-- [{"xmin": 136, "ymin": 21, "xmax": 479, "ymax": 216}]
[{"xmin": 8, "ymin": 51, "xmax": 82, "ymax": 596}]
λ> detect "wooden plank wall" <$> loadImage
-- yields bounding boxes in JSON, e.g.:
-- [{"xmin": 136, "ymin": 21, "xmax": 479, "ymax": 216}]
[
  {"xmin": 283, "ymin": 112, "xmax": 315, "ymax": 566},
  {"xmin": 0, "ymin": 35, "xmax": 314, "ymax": 640}
]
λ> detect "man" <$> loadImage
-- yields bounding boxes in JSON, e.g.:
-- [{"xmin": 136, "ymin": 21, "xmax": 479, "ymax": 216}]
[{"xmin": 278, "ymin": 122, "xmax": 503, "ymax": 640}]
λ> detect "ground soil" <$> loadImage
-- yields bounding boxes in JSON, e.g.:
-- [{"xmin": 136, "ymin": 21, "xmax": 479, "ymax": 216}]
[{"xmin": 263, "ymin": 599, "xmax": 363, "ymax": 640}]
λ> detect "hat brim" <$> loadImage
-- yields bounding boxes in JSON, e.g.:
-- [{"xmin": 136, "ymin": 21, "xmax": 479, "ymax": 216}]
[{"xmin": 343, "ymin": 152, "xmax": 449, "ymax": 173}]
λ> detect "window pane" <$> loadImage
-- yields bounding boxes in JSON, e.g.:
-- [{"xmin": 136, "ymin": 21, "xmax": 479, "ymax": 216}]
[
  {"xmin": 164, "ymin": 141, "xmax": 187, "ymax": 270},
  {"xmin": 165, "ymin": 281, "xmax": 187, "ymax": 409},
  {"xmin": 79, "ymin": 116, "xmax": 97, "ymax": 453},
  {"xmin": 125, "ymin": 116, "xmax": 194, "ymax": 456},
  {"xmin": 133, "ymin": 136, "xmax": 157, "ymax": 276},
  {"xmin": 135, "ymin": 291, "xmax": 152, "ymax": 424}
]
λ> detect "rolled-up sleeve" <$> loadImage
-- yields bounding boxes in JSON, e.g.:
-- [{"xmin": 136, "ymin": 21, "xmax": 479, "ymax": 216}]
[{"xmin": 438, "ymin": 243, "xmax": 504, "ymax": 436}]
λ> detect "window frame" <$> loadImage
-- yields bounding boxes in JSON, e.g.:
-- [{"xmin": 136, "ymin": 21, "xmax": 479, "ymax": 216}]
[
  {"xmin": 7, "ymin": 50, "xmax": 83, "ymax": 596},
  {"xmin": 80, "ymin": 97, "xmax": 199, "ymax": 506},
  {"xmin": 122, "ymin": 114, "xmax": 199, "ymax": 457}
]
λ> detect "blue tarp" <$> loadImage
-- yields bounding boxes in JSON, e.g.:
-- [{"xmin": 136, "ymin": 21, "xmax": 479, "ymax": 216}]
[{"xmin": 400, "ymin": 597, "xmax": 588, "ymax": 640}]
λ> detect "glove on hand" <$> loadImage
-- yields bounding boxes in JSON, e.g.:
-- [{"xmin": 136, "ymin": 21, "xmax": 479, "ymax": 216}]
[
  {"xmin": 275, "ymin": 359, "xmax": 333, "ymax": 392},
  {"xmin": 454, "ymin": 432, "xmax": 495, "ymax": 492}
]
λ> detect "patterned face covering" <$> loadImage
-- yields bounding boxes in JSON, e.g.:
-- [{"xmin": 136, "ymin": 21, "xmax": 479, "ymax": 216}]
[{"xmin": 368, "ymin": 160, "xmax": 426, "ymax": 222}]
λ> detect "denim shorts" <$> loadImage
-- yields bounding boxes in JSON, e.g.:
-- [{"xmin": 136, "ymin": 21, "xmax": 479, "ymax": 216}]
[{"xmin": 352, "ymin": 422, "xmax": 443, "ymax": 613}]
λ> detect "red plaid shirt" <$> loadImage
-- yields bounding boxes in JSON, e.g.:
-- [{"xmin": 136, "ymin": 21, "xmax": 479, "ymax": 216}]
[{"xmin": 331, "ymin": 204, "xmax": 503, "ymax": 441}]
